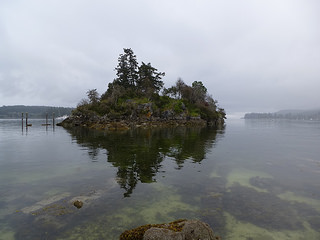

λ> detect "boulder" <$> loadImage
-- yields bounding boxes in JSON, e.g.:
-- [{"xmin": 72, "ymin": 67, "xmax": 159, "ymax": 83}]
[
  {"xmin": 73, "ymin": 200, "xmax": 83, "ymax": 209},
  {"xmin": 180, "ymin": 220, "xmax": 216, "ymax": 240},
  {"xmin": 143, "ymin": 228, "xmax": 184, "ymax": 240},
  {"xmin": 120, "ymin": 219, "xmax": 220, "ymax": 240}
]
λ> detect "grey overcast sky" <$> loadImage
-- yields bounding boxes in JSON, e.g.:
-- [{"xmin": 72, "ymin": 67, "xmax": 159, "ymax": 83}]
[{"xmin": 1, "ymin": 0, "xmax": 319, "ymax": 117}]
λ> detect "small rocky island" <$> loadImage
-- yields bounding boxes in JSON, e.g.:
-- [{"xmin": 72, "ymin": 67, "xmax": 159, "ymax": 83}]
[{"xmin": 58, "ymin": 48, "xmax": 226, "ymax": 130}]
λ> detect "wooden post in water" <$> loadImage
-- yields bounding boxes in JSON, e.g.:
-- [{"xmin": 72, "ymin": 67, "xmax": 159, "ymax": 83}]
[
  {"xmin": 21, "ymin": 112, "xmax": 24, "ymax": 132},
  {"xmin": 26, "ymin": 112, "xmax": 28, "ymax": 127},
  {"xmin": 45, "ymin": 112, "xmax": 49, "ymax": 130},
  {"xmin": 52, "ymin": 112, "xmax": 55, "ymax": 126}
]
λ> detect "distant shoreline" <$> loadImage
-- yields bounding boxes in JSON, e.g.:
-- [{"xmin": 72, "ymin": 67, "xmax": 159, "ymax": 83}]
[
  {"xmin": 244, "ymin": 109, "xmax": 320, "ymax": 121},
  {"xmin": 0, "ymin": 105, "xmax": 74, "ymax": 119}
]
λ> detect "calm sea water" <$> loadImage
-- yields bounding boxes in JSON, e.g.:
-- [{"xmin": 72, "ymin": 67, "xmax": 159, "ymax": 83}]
[{"xmin": 0, "ymin": 119, "xmax": 320, "ymax": 239}]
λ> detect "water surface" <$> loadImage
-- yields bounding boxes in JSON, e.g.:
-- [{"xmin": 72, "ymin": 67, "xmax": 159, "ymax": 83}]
[{"xmin": 0, "ymin": 119, "xmax": 320, "ymax": 239}]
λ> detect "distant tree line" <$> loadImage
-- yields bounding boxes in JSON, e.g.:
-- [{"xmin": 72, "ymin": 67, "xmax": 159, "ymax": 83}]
[
  {"xmin": 0, "ymin": 105, "xmax": 74, "ymax": 119},
  {"xmin": 76, "ymin": 48, "xmax": 226, "ymax": 123},
  {"xmin": 244, "ymin": 110, "xmax": 320, "ymax": 120}
]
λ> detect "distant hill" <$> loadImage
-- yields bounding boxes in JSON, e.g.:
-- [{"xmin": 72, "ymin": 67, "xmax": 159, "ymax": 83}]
[
  {"xmin": 0, "ymin": 105, "xmax": 74, "ymax": 119},
  {"xmin": 244, "ymin": 109, "xmax": 320, "ymax": 120}
]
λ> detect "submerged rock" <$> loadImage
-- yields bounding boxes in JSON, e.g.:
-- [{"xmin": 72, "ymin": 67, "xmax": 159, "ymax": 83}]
[
  {"xmin": 249, "ymin": 176, "xmax": 283, "ymax": 194},
  {"xmin": 120, "ymin": 219, "xmax": 220, "ymax": 240},
  {"xmin": 73, "ymin": 200, "xmax": 83, "ymax": 209},
  {"xmin": 21, "ymin": 192, "xmax": 71, "ymax": 214},
  {"xmin": 223, "ymin": 184, "xmax": 304, "ymax": 230}
]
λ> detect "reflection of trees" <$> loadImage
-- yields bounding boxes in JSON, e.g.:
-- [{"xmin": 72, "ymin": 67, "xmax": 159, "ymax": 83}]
[{"xmin": 65, "ymin": 126, "xmax": 224, "ymax": 197}]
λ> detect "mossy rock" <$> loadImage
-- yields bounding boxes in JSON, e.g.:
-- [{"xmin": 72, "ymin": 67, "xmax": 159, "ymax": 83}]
[
  {"xmin": 73, "ymin": 200, "xmax": 83, "ymax": 209},
  {"xmin": 120, "ymin": 219, "xmax": 219, "ymax": 240},
  {"xmin": 119, "ymin": 219, "xmax": 185, "ymax": 240}
]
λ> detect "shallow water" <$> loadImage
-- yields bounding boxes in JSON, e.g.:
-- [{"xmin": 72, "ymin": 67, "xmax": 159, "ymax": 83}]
[{"xmin": 0, "ymin": 119, "xmax": 320, "ymax": 239}]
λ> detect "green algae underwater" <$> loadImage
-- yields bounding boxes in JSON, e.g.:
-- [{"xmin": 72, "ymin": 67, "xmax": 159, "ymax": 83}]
[{"xmin": 0, "ymin": 119, "xmax": 320, "ymax": 239}]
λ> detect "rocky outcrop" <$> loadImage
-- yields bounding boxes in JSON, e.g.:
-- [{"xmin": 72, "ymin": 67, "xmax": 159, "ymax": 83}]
[
  {"xmin": 57, "ymin": 111, "xmax": 209, "ymax": 131},
  {"xmin": 120, "ymin": 219, "xmax": 220, "ymax": 240}
]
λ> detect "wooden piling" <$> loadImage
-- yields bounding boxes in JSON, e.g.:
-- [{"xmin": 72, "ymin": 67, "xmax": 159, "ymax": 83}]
[
  {"xmin": 22, "ymin": 112, "xmax": 24, "ymax": 127},
  {"xmin": 52, "ymin": 112, "xmax": 55, "ymax": 126},
  {"xmin": 26, "ymin": 112, "xmax": 28, "ymax": 127}
]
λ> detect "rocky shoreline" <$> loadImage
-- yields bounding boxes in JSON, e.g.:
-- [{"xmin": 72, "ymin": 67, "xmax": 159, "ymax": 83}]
[{"xmin": 57, "ymin": 111, "xmax": 224, "ymax": 131}]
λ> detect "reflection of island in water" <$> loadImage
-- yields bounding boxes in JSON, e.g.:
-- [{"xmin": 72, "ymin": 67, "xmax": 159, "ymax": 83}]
[{"xmin": 66, "ymin": 126, "xmax": 225, "ymax": 197}]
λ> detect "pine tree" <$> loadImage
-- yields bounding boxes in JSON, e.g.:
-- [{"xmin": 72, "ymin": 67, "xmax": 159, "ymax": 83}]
[
  {"xmin": 137, "ymin": 62, "xmax": 165, "ymax": 98},
  {"xmin": 114, "ymin": 48, "xmax": 139, "ymax": 89}
]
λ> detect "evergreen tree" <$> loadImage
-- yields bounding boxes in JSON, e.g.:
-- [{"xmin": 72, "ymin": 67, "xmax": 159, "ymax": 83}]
[
  {"xmin": 114, "ymin": 48, "xmax": 139, "ymax": 89},
  {"xmin": 176, "ymin": 78, "xmax": 185, "ymax": 99},
  {"xmin": 86, "ymin": 89, "xmax": 99, "ymax": 104},
  {"xmin": 163, "ymin": 78, "xmax": 185, "ymax": 99},
  {"xmin": 191, "ymin": 81, "xmax": 207, "ymax": 103},
  {"xmin": 137, "ymin": 62, "xmax": 165, "ymax": 98}
]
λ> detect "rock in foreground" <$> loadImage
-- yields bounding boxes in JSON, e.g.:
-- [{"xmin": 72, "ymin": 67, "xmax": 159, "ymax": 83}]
[{"xmin": 120, "ymin": 219, "xmax": 220, "ymax": 240}]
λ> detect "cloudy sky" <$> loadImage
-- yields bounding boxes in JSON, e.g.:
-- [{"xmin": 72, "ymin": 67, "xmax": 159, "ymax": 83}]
[{"xmin": 1, "ymin": 0, "xmax": 319, "ymax": 117}]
